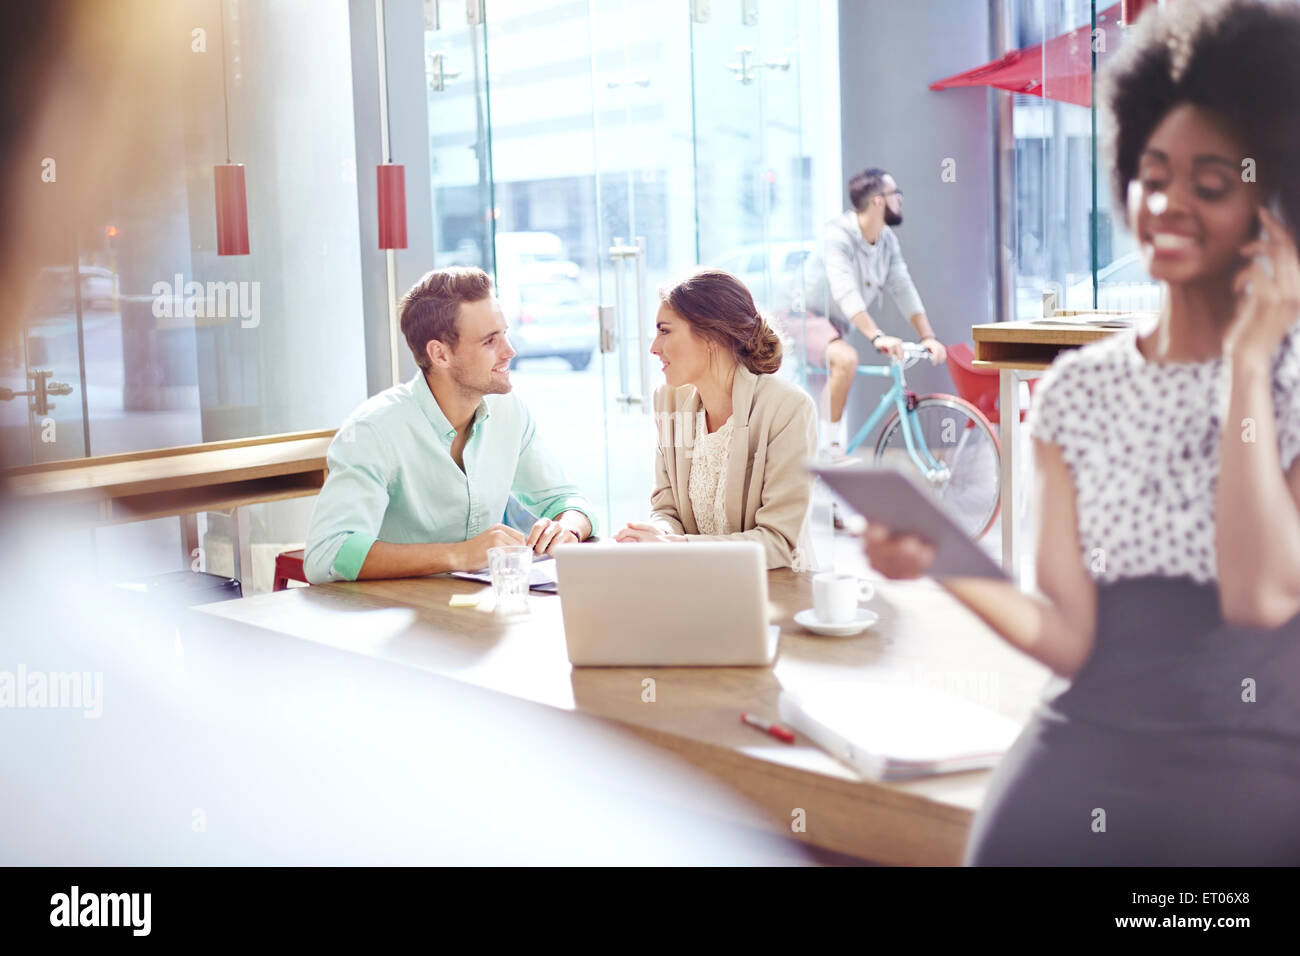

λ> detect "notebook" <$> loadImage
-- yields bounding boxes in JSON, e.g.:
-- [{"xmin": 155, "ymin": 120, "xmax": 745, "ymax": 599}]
[
  {"xmin": 778, "ymin": 680, "xmax": 1023, "ymax": 781},
  {"xmin": 448, "ymin": 555, "xmax": 559, "ymax": 593},
  {"xmin": 1031, "ymin": 311, "xmax": 1150, "ymax": 328}
]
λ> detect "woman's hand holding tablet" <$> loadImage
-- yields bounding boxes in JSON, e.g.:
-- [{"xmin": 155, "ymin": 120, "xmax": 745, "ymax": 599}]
[{"xmin": 809, "ymin": 464, "xmax": 1008, "ymax": 581}]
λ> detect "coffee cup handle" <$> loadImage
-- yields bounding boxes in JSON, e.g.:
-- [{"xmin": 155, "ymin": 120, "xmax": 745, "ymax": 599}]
[{"xmin": 858, "ymin": 580, "xmax": 875, "ymax": 603}]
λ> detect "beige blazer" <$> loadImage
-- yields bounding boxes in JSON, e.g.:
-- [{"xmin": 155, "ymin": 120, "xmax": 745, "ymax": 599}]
[{"xmin": 650, "ymin": 365, "xmax": 819, "ymax": 570}]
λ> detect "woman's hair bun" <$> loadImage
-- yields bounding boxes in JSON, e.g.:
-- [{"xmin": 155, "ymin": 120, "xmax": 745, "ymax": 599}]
[{"xmin": 741, "ymin": 313, "xmax": 783, "ymax": 375}]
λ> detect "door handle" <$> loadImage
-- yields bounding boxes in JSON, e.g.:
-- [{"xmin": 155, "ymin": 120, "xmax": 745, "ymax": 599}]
[
  {"xmin": 426, "ymin": 52, "xmax": 462, "ymax": 92},
  {"xmin": 5, "ymin": 369, "xmax": 73, "ymax": 416},
  {"xmin": 608, "ymin": 237, "xmax": 649, "ymax": 413},
  {"xmin": 633, "ymin": 237, "xmax": 650, "ymax": 412},
  {"xmin": 727, "ymin": 46, "xmax": 791, "ymax": 84},
  {"xmin": 609, "ymin": 238, "xmax": 633, "ymax": 403},
  {"xmin": 609, "ymin": 238, "xmax": 638, "ymax": 409},
  {"xmin": 598, "ymin": 305, "xmax": 616, "ymax": 353}
]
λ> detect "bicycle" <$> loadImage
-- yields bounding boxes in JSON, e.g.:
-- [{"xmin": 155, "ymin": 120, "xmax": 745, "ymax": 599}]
[{"xmin": 812, "ymin": 342, "xmax": 1002, "ymax": 540}]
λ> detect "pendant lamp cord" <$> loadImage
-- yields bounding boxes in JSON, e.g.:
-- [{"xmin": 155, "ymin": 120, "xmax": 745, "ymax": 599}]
[
  {"xmin": 377, "ymin": 0, "xmax": 392, "ymax": 163},
  {"xmin": 219, "ymin": 0, "xmax": 232, "ymax": 163}
]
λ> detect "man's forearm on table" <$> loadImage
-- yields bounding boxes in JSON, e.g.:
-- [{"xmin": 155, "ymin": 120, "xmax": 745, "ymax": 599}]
[{"xmin": 357, "ymin": 540, "xmax": 463, "ymax": 579}]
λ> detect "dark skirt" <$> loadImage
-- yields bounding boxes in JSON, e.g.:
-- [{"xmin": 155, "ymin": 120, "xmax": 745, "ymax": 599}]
[{"xmin": 965, "ymin": 576, "xmax": 1300, "ymax": 865}]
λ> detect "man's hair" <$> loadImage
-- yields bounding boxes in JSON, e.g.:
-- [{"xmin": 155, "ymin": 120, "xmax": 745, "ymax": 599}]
[
  {"xmin": 399, "ymin": 266, "xmax": 493, "ymax": 370},
  {"xmin": 847, "ymin": 167, "xmax": 890, "ymax": 212},
  {"xmin": 1102, "ymin": 0, "xmax": 1300, "ymax": 246}
]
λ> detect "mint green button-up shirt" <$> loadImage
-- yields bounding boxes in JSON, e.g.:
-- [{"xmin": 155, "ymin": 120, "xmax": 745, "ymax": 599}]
[{"xmin": 304, "ymin": 373, "xmax": 596, "ymax": 583}]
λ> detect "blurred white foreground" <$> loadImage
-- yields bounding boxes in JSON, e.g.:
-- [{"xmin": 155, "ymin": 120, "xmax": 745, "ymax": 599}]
[{"xmin": 0, "ymin": 506, "xmax": 807, "ymax": 866}]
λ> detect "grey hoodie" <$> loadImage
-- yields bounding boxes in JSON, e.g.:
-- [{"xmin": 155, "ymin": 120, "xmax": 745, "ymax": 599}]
[{"xmin": 801, "ymin": 210, "xmax": 925, "ymax": 335}]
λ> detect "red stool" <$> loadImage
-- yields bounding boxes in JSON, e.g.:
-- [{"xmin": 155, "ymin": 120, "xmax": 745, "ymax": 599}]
[
  {"xmin": 946, "ymin": 342, "xmax": 1037, "ymax": 425},
  {"xmin": 273, "ymin": 548, "xmax": 307, "ymax": 591}
]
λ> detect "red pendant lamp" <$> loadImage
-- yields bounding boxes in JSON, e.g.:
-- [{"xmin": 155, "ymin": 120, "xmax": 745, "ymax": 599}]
[
  {"xmin": 376, "ymin": 0, "xmax": 407, "ymax": 250},
  {"xmin": 215, "ymin": 0, "xmax": 250, "ymax": 256},
  {"xmin": 215, "ymin": 164, "xmax": 249, "ymax": 256},
  {"xmin": 377, "ymin": 163, "xmax": 407, "ymax": 249},
  {"xmin": 1122, "ymin": 0, "xmax": 1162, "ymax": 26}
]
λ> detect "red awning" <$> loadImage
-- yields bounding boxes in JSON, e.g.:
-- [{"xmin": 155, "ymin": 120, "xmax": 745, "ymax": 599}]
[{"xmin": 929, "ymin": 3, "xmax": 1123, "ymax": 108}]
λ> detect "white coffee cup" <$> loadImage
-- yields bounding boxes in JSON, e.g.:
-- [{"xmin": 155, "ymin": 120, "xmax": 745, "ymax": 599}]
[{"xmin": 812, "ymin": 572, "xmax": 875, "ymax": 625}]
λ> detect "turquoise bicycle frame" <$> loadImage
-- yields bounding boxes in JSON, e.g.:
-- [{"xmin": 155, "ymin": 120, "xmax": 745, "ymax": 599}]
[{"xmin": 825, "ymin": 363, "xmax": 951, "ymax": 480}]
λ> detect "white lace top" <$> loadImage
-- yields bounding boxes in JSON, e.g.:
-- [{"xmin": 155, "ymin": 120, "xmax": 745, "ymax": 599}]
[
  {"xmin": 1028, "ymin": 322, "xmax": 1300, "ymax": 585},
  {"xmin": 688, "ymin": 415, "xmax": 733, "ymax": 535}
]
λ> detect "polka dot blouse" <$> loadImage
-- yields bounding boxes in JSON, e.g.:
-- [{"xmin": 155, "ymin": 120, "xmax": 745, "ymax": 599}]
[{"xmin": 1027, "ymin": 321, "xmax": 1300, "ymax": 585}]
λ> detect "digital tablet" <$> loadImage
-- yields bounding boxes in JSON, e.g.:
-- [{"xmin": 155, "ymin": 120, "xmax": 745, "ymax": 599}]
[{"xmin": 809, "ymin": 463, "xmax": 1009, "ymax": 580}]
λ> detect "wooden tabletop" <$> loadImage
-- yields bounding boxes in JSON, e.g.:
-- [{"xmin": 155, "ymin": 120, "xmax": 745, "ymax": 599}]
[
  {"xmin": 2, "ymin": 429, "xmax": 333, "ymax": 524},
  {"xmin": 197, "ymin": 568, "xmax": 1050, "ymax": 865},
  {"xmin": 970, "ymin": 320, "xmax": 1130, "ymax": 371}
]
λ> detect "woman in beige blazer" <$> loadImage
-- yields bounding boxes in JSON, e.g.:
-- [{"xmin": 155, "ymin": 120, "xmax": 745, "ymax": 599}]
[{"xmin": 614, "ymin": 269, "xmax": 818, "ymax": 570}]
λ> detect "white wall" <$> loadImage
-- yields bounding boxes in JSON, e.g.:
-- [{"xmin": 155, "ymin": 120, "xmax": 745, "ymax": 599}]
[{"xmin": 836, "ymin": 0, "xmax": 996, "ymax": 404}]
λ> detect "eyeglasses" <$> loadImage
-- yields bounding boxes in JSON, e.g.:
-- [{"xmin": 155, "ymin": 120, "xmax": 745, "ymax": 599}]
[{"xmin": 881, "ymin": 189, "xmax": 904, "ymax": 200}]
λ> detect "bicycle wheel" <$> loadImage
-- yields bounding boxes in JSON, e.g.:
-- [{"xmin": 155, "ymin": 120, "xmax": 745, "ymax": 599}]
[{"xmin": 873, "ymin": 394, "xmax": 1001, "ymax": 539}]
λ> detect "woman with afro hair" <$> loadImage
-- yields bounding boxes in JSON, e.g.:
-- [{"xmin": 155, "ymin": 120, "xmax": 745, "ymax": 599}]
[{"xmin": 862, "ymin": 0, "xmax": 1300, "ymax": 864}]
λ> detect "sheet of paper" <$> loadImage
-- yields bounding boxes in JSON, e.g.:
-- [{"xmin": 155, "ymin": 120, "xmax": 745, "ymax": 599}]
[{"xmin": 447, "ymin": 555, "xmax": 559, "ymax": 592}]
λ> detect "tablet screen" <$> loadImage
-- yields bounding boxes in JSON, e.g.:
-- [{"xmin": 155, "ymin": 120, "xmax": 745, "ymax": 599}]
[{"xmin": 809, "ymin": 464, "xmax": 1008, "ymax": 580}]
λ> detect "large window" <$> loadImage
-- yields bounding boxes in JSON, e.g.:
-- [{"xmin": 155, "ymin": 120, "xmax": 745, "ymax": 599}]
[
  {"xmin": 11, "ymin": 0, "xmax": 841, "ymax": 589},
  {"xmin": 1009, "ymin": 0, "xmax": 1164, "ymax": 320},
  {"xmin": 5, "ymin": 0, "xmax": 368, "ymax": 469},
  {"xmin": 8, "ymin": 0, "xmax": 371, "ymax": 589}
]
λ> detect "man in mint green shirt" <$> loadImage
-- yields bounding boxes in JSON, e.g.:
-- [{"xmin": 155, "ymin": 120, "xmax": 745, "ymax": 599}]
[{"xmin": 304, "ymin": 267, "xmax": 595, "ymax": 583}]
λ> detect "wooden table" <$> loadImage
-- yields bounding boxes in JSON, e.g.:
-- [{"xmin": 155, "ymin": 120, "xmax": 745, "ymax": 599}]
[
  {"xmin": 1, "ymin": 429, "xmax": 333, "ymax": 589},
  {"xmin": 197, "ymin": 568, "xmax": 1050, "ymax": 864},
  {"xmin": 971, "ymin": 321, "xmax": 1123, "ymax": 585}
]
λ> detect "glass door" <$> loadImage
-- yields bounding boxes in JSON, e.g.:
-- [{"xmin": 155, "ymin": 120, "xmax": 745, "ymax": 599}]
[
  {"xmin": 689, "ymin": 0, "xmax": 818, "ymax": 388},
  {"xmin": 425, "ymin": 0, "xmax": 494, "ymax": 277},
  {"xmin": 689, "ymin": 0, "xmax": 832, "ymax": 550},
  {"xmin": 424, "ymin": 0, "xmax": 831, "ymax": 537},
  {"xmin": 690, "ymin": 1, "xmax": 772, "ymax": 297},
  {"xmin": 583, "ymin": 0, "xmax": 696, "ymax": 533},
  {"xmin": 2, "ymin": 241, "xmax": 90, "ymax": 467},
  {"xmin": 471, "ymin": 0, "xmax": 622, "ymax": 535}
]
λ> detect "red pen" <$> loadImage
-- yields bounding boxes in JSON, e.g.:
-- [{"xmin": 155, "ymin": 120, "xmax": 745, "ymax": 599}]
[{"xmin": 741, "ymin": 711, "xmax": 795, "ymax": 744}]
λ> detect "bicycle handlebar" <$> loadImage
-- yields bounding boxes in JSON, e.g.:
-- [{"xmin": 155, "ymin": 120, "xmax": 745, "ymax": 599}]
[{"xmin": 891, "ymin": 342, "xmax": 932, "ymax": 370}]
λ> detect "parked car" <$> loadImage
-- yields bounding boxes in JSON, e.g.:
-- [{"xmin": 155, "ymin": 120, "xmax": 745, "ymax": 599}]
[
  {"xmin": 435, "ymin": 238, "xmax": 484, "ymax": 268},
  {"xmin": 1064, "ymin": 251, "xmax": 1163, "ymax": 312},
  {"xmin": 1015, "ymin": 280, "xmax": 1047, "ymax": 321},
  {"xmin": 504, "ymin": 276, "xmax": 598, "ymax": 371},
  {"xmin": 32, "ymin": 264, "xmax": 117, "ymax": 313},
  {"xmin": 495, "ymin": 231, "xmax": 581, "ymax": 285},
  {"xmin": 1015, "ymin": 254, "xmax": 1162, "ymax": 319},
  {"xmin": 708, "ymin": 241, "xmax": 815, "ymax": 307}
]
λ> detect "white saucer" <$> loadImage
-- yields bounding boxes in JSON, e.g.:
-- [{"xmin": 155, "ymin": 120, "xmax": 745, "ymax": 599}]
[{"xmin": 794, "ymin": 607, "xmax": 878, "ymax": 636}]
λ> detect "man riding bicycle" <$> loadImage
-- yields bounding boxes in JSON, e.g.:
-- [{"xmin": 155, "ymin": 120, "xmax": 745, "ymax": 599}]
[{"xmin": 797, "ymin": 167, "xmax": 947, "ymax": 448}]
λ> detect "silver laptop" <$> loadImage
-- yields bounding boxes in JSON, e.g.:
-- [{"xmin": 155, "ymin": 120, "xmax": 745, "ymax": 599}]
[{"xmin": 553, "ymin": 541, "xmax": 779, "ymax": 667}]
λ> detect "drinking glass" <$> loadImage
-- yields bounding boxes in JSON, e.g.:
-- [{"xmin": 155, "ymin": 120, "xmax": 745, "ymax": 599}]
[{"xmin": 487, "ymin": 546, "xmax": 532, "ymax": 615}]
